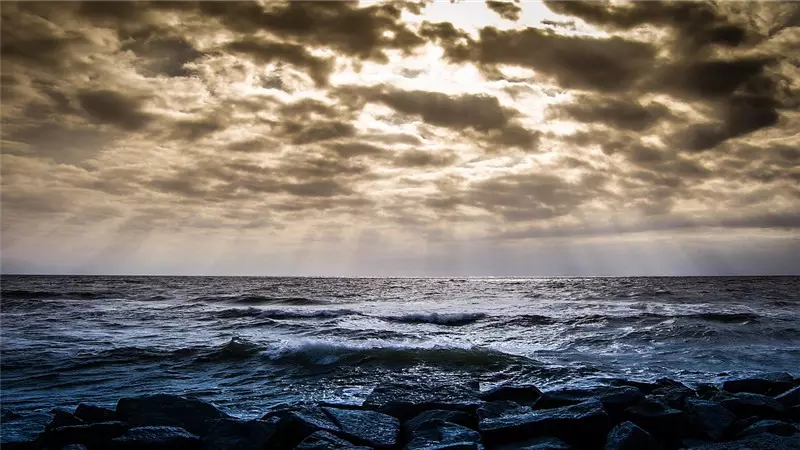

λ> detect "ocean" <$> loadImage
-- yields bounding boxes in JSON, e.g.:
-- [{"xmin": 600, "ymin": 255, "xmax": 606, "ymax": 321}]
[{"xmin": 1, "ymin": 276, "xmax": 798, "ymax": 442}]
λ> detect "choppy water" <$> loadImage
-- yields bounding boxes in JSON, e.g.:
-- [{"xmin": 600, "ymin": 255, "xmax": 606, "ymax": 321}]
[{"xmin": 1, "ymin": 276, "xmax": 799, "ymax": 442}]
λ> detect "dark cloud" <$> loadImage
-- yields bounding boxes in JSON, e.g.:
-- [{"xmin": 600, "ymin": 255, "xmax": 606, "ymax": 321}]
[
  {"xmin": 77, "ymin": 90, "xmax": 153, "ymax": 131},
  {"xmin": 393, "ymin": 149, "xmax": 457, "ymax": 168},
  {"xmin": 122, "ymin": 33, "xmax": 204, "ymax": 78},
  {"xmin": 486, "ymin": 1, "xmax": 521, "ymax": 21},
  {"xmin": 552, "ymin": 96, "xmax": 673, "ymax": 131},
  {"xmin": 226, "ymin": 39, "xmax": 333, "ymax": 86}
]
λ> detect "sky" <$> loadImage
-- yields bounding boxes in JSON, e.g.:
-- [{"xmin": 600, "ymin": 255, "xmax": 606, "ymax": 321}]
[{"xmin": 1, "ymin": 0, "xmax": 799, "ymax": 276}]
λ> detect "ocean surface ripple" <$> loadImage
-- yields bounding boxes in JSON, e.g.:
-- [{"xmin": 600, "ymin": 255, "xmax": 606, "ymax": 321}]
[{"xmin": 1, "ymin": 276, "xmax": 798, "ymax": 442}]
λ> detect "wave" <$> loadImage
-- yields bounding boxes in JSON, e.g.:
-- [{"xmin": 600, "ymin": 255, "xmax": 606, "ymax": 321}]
[
  {"xmin": 194, "ymin": 295, "xmax": 329, "ymax": 306},
  {"xmin": 0, "ymin": 290, "xmax": 111, "ymax": 300},
  {"xmin": 214, "ymin": 307, "xmax": 358, "ymax": 321},
  {"xmin": 379, "ymin": 312, "xmax": 487, "ymax": 326}
]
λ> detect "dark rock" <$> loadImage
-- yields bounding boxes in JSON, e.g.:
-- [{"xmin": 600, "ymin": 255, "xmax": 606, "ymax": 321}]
[
  {"xmin": 480, "ymin": 384, "xmax": 542, "ymax": 405},
  {"xmin": 681, "ymin": 438, "xmax": 713, "ymax": 448},
  {"xmin": 605, "ymin": 379, "xmax": 660, "ymax": 394},
  {"xmin": 776, "ymin": 385, "xmax": 800, "ymax": 408},
  {"xmin": 406, "ymin": 419, "xmax": 482, "ymax": 450},
  {"xmin": 736, "ymin": 419, "xmax": 799, "ymax": 438},
  {"xmin": 717, "ymin": 392, "xmax": 786, "ymax": 418},
  {"xmin": 479, "ymin": 399, "xmax": 611, "ymax": 448},
  {"xmin": 651, "ymin": 383, "xmax": 696, "ymax": 410},
  {"xmin": 201, "ymin": 418, "xmax": 278, "ymax": 450},
  {"xmin": 295, "ymin": 431, "xmax": 370, "ymax": 450},
  {"xmin": 116, "ymin": 394, "xmax": 231, "ymax": 436},
  {"xmin": 405, "ymin": 410, "xmax": 475, "ymax": 434},
  {"xmin": 44, "ymin": 421, "xmax": 127, "ymax": 448},
  {"xmin": 322, "ymin": 406, "xmax": 399, "ymax": 450},
  {"xmin": 696, "ymin": 384, "xmax": 720, "ymax": 401},
  {"xmin": 1, "ymin": 408, "xmax": 22, "ymax": 421},
  {"xmin": 477, "ymin": 401, "xmax": 531, "ymax": 421},
  {"xmin": 263, "ymin": 406, "xmax": 339, "ymax": 449},
  {"xmin": 685, "ymin": 399, "xmax": 736, "ymax": 441},
  {"xmin": 689, "ymin": 432, "xmax": 800, "ymax": 449},
  {"xmin": 74, "ymin": 403, "xmax": 116, "ymax": 423},
  {"xmin": 789, "ymin": 405, "xmax": 800, "ymax": 421},
  {"xmin": 111, "ymin": 426, "xmax": 201, "ymax": 449},
  {"xmin": 45, "ymin": 408, "xmax": 84, "ymax": 431},
  {"xmin": 535, "ymin": 386, "xmax": 644, "ymax": 413},
  {"xmin": 62, "ymin": 445, "xmax": 89, "ymax": 450},
  {"xmin": 604, "ymin": 421, "xmax": 656, "ymax": 450},
  {"xmin": 655, "ymin": 378, "xmax": 690, "ymax": 390},
  {"xmin": 0, "ymin": 442, "xmax": 37, "ymax": 450},
  {"xmin": 495, "ymin": 437, "xmax": 571, "ymax": 450},
  {"xmin": 722, "ymin": 372, "xmax": 795, "ymax": 396},
  {"xmin": 363, "ymin": 382, "xmax": 482, "ymax": 421},
  {"xmin": 624, "ymin": 399, "xmax": 687, "ymax": 444}
]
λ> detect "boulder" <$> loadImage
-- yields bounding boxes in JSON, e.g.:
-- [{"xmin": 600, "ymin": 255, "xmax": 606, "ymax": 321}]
[
  {"xmin": 477, "ymin": 401, "xmax": 532, "ymax": 422},
  {"xmin": 201, "ymin": 418, "xmax": 278, "ymax": 450},
  {"xmin": 110, "ymin": 426, "xmax": 201, "ymax": 449},
  {"xmin": 624, "ymin": 399, "xmax": 687, "ymax": 444},
  {"xmin": 651, "ymin": 383, "xmax": 696, "ymax": 410},
  {"xmin": 45, "ymin": 408, "xmax": 84, "ymax": 431},
  {"xmin": 116, "ymin": 394, "xmax": 231, "ymax": 436},
  {"xmin": 495, "ymin": 437, "xmax": 571, "ymax": 450},
  {"xmin": 405, "ymin": 419, "xmax": 482, "ymax": 450},
  {"xmin": 363, "ymin": 382, "xmax": 482, "ymax": 421},
  {"xmin": 262, "ymin": 406, "xmax": 339, "ymax": 449},
  {"xmin": 736, "ymin": 419, "xmax": 799, "ymax": 438},
  {"xmin": 605, "ymin": 379, "xmax": 660, "ymax": 395},
  {"xmin": 685, "ymin": 399, "xmax": 736, "ymax": 441},
  {"xmin": 604, "ymin": 421, "xmax": 656, "ymax": 450},
  {"xmin": 43, "ymin": 421, "xmax": 127, "ymax": 448},
  {"xmin": 696, "ymin": 384, "xmax": 720, "ymax": 401},
  {"xmin": 479, "ymin": 399, "xmax": 611, "ymax": 448},
  {"xmin": 480, "ymin": 384, "xmax": 542, "ymax": 405},
  {"xmin": 722, "ymin": 373, "xmax": 795, "ymax": 396},
  {"xmin": 295, "ymin": 431, "xmax": 370, "ymax": 450},
  {"xmin": 776, "ymin": 385, "xmax": 800, "ymax": 408},
  {"xmin": 405, "ymin": 410, "xmax": 475, "ymax": 435},
  {"xmin": 717, "ymin": 392, "xmax": 786, "ymax": 418},
  {"xmin": 535, "ymin": 386, "xmax": 644, "ymax": 413},
  {"xmin": 74, "ymin": 403, "xmax": 116, "ymax": 423},
  {"xmin": 62, "ymin": 445, "xmax": 89, "ymax": 450},
  {"xmin": 322, "ymin": 407, "xmax": 400, "ymax": 450},
  {"xmin": 689, "ymin": 432, "xmax": 800, "ymax": 449}
]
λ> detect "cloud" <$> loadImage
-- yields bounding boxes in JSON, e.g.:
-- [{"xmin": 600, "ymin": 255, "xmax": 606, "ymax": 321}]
[
  {"xmin": 77, "ymin": 90, "xmax": 153, "ymax": 130},
  {"xmin": 486, "ymin": 1, "xmax": 521, "ymax": 21}
]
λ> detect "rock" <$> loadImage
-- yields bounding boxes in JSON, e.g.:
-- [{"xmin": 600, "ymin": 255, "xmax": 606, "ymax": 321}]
[
  {"xmin": 1, "ymin": 408, "xmax": 22, "ymax": 421},
  {"xmin": 689, "ymin": 432, "xmax": 800, "ymax": 449},
  {"xmin": 604, "ymin": 421, "xmax": 656, "ymax": 450},
  {"xmin": 717, "ymin": 392, "xmax": 786, "ymax": 418},
  {"xmin": 43, "ymin": 421, "xmax": 127, "ymax": 448},
  {"xmin": 696, "ymin": 384, "xmax": 720, "ymax": 401},
  {"xmin": 681, "ymin": 438, "xmax": 713, "ymax": 448},
  {"xmin": 74, "ymin": 403, "xmax": 116, "ymax": 423},
  {"xmin": 295, "ymin": 431, "xmax": 370, "ymax": 450},
  {"xmin": 322, "ymin": 407, "xmax": 400, "ymax": 450},
  {"xmin": 495, "ymin": 437, "xmax": 571, "ymax": 450},
  {"xmin": 116, "ymin": 394, "xmax": 231, "ymax": 436},
  {"xmin": 605, "ymin": 379, "xmax": 660, "ymax": 395},
  {"xmin": 776, "ymin": 386, "xmax": 800, "ymax": 408},
  {"xmin": 624, "ymin": 399, "xmax": 687, "ymax": 444},
  {"xmin": 405, "ymin": 410, "xmax": 475, "ymax": 435},
  {"xmin": 45, "ymin": 408, "xmax": 84, "ymax": 431},
  {"xmin": 651, "ymin": 383, "xmax": 696, "ymax": 410},
  {"xmin": 723, "ymin": 372, "xmax": 795, "ymax": 396},
  {"xmin": 736, "ymin": 419, "xmax": 799, "ymax": 438},
  {"xmin": 201, "ymin": 418, "xmax": 278, "ymax": 450},
  {"xmin": 62, "ymin": 445, "xmax": 89, "ymax": 450},
  {"xmin": 535, "ymin": 386, "xmax": 645, "ymax": 413},
  {"xmin": 479, "ymin": 399, "xmax": 611, "ymax": 448},
  {"xmin": 480, "ymin": 384, "xmax": 542, "ymax": 405},
  {"xmin": 263, "ymin": 406, "xmax": 339, "ymax": 449},
  {"xmin": 111, "ymin": 426, "xmax": 201, "ymax": 449},
  {"xmin": 477, "ymin": 401, "xmax": 532, "ymax": 422},
  {"xmin": 406, "ymin": 419, "xmax": 482, "ymax": 450},
  {"xmin": 364, "ymin": 382, "xmax": 482, "ymax": 421},
  {"xmin": 685, "ymin": 399, "xmax": 736, "ymax": 441},
  {"xmin": 789, "ymin": 405, "xmax": 800, "ymax": 421}
]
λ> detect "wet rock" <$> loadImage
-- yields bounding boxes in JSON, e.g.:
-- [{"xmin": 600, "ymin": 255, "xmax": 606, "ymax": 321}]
[
  {"xmin": 479, "ymin": 399, "xmax": 611, "ymax": 448},
  {"xmin": 62, "ymin": 445, "xmax": 89, "ymax": 450},
  {"xmin": 0, "ymin": 442, "xmax": 37, "ymax": 450},
  {"xmin": 111, "ymin": 426, "xmax": 201, "ymax": 449},
  {"xmin": 696, "ymin": 384, "xmax": 720, "ymax": 401},
  {"xmin": 405, "ymin": 410, "xmax": 475, "ymax": 435},
  {"xmin": 73, "ymin": 403, "xmax": 116, "ymax": 423},
  {"xmin": 406, "ymin": 419, "xmax": 482, "ymax": 450},
  {"xmin": 116, "ymin": 394, "xmax": 231, "ymax": 436},
  {"xmin": 689, "ymin": 432, "xmax": 800, "ymax": 449},
  {"xmin": 605, "ymin": 378, "xmax": 660, "ymax": 395},
  {"xmin": 723, "ymin": 372, "xmax": 795, "ymax": 396},
  {"xmin": 736, "ymin": 419, "xmax": 799, "ymax": 438},
  {"xmin": 477, "ymin": 401, "xmax": 532, "ymax": 422},
  {"xmin": 44, "ymin": 421, "xmax": 127, "ymax": 448},
  {"xmin": 295, "ymin": 431, "xmax": 370, "ymax": 450},
  {"xmin": 495, "ymin": 436, "xmax": 571, "ymax": 450},
  {"xmin": 364, "ymin": 382, "xmax": 482, "ymax": 421},
  {"xmin": 263, "ymin": 406, "xmax": 339, "ymax": 449},
  {"xmin": 535, "ymin": 386, "xmax": 644, "ymax": 413},
  {"xmin": 788, "ymin": 405, "xmax": 800, "ymax": 421},
  {"xmin": 681, "ymin": 438, "xmax": 713, "ymax": 448},
  {"xmin": 201, "ymin": 418, "xmax": 278, "ymax": 450},
  {"xmin": 480, "ymin": 384, "xmax": 542, "ymax": 405},
  {"xmin": 651, "ymin": 383, "xmax": 696, "ymax": 410},
  {"xmin": 322, "ymin": 406, "xmax": 400, "ymax": 450},
  {"xmin": 604, "ymin": 421, "xmax": 656, "ymax": 450},
  {"xmin": 776, "ymin": 385, "xmax": 800, "ymax": 408},
  {"xmin": 45, "ymin": 408, "xmax": 84, "ymax": 431},
  {"xmin": 717, "ymin": 392, "xmax": 786, "ymax": 418},
  {"xmin": 685, "ymin": 399, "xmax": 736, "ymax": 441},
  {"xmin": 624, "ymin": 399, "xmax": 687, "ymax": 444}
]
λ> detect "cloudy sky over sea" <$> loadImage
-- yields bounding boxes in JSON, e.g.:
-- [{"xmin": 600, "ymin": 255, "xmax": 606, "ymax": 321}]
[{"xmin": 2, "ymin": 1, "xmax": 798, "ymax": 275}]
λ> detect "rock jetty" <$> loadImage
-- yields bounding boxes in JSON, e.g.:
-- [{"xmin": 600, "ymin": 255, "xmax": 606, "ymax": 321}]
[{"xmin": 3, "ymin": 373, "xmax": 799, "ymax": 449}]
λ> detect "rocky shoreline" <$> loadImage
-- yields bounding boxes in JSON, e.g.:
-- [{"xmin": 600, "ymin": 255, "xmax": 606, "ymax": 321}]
[{"xmin": 3, "ymin": 372, "xmax": 799, "ymax": 449}]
